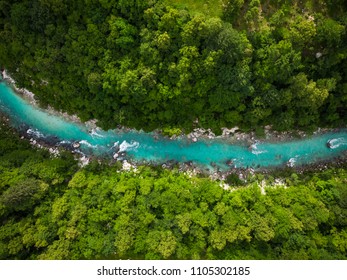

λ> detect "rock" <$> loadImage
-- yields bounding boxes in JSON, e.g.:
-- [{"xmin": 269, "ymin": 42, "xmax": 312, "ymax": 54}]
[
  {"xmin": 164, "ymin": 160, "xmax": 178, "ymax": 168},
  {"xmin": 122, "ymin": 160, "xmax": 132, "ymax": 171},
  {"xmin": 79, "ymin": 156, "xmax": 90, "ymax": 167},
  {"xmin": 316, "ymin": 52, "xmax": 322, "ymax": 58},
  {"xmin": 72, "ymin": 142, "xmax": 80, "ymax": 148}
]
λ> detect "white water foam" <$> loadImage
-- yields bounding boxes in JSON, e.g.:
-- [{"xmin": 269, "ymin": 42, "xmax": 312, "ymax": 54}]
[
  {"xmin": 287, "ymin": 156, "xmax": 299, "ymax": 167},
  {"xmin": 110, "ymin": 141, "xmax": 120, "ymax": 156},
  {"xmin": 79, "ymin": 140, "xmax": 98, "ymax": 149},
  {"xmin": 113, "ymin": 141, "xmax": 119, "ymax": 148},
  {"xmin": 27, "ymin": 128, "xmax": 45, "ymax": 138},
  {"xmin": 250, "ymin": 143, "xmax": 267, "ymax": 155},
  {"xmin": 119, "ymin": 140, "xmax": 139, "ymax": 153},
  {"xmin": 90, "ymin": 128, "xmax": 104, "ymax": 138},
  {"xmin": 327, "ymin": 138, "xmax": 347, "ymax": 149},
  {"xmin": 59, "ymin": 140, "xmax": 71, "ymax": 144}
]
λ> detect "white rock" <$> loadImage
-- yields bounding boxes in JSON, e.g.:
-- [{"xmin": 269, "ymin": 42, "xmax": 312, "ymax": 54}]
[
  {"xmin": 122, "ymin": 160, "xmax": 132, "ymax": 171},
  {"xmin": 79, "ymin": 156, "xmax": 90, "ymax": 167},
  {"xmin": 72, "ymin": 142, "xmax": 80, "ymax": 148}
]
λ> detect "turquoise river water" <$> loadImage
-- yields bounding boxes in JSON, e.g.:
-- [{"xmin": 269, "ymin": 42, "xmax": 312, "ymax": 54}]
[{"xmin": 1, "ymin": 81, "xmax": 347, "ymax": 171}]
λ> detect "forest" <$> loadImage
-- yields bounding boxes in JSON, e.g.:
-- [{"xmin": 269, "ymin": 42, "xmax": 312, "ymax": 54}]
[
  {"xmin": 0, "ymin": 0, "xmax": 347, "ymax": 260},
  {"xmin": 0, "ymin": 0, "xmax": 346, "ymax": 133},
  {"xmin": 0, "ymin": 120, "xmax": 347, "ymax": 260}
]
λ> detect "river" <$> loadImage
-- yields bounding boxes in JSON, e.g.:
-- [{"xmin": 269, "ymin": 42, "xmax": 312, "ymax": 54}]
[{"xmin": 0, "ymin": 80, "xmax": 346, "ymax": 171}]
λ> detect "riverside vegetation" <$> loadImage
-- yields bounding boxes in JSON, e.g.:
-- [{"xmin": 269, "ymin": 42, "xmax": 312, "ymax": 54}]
[
  {"xmin": 1, "ymin": 120, "xmax": 347, "ymax": 260},
  {"xmin": 0, "ymin": 0, "xmax": 347, "ymax": 260},
  {"xmin": 0, "ymin": 0, "xmax": 346, "ymax": 134}
]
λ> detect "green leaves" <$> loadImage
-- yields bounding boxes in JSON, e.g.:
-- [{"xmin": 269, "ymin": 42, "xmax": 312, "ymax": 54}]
[
  {"xmin": 146, "ymin": 230, "xmax": 177, "ymax": 259},
  {"xmin": 254, "ymin": 40, "xmax": 302, "ymax": 84},
  {"xmin": 107, "ymin": 16, "xmax": 137, "ymax": 51},
  {"xmin": 1, "ymin": 129, "xmax": 347, "ymax": 260},
  {"xmin": 0, "ymin": 178, "xmax": 44, "ymax": 212},
  {"xmin": 316, "ymin": 18, "xmax": 345, "ymax": 48},
  {"xmin": 1, "ymin": 0, "xmax": 347, "ymax": 260},
  {"xmin": 1, "ymin": 0, "xmax": 347, "ymax": 131}
]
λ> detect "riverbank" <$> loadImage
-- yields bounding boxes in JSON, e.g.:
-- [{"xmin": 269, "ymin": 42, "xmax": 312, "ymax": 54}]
[
  {"xmin": 1, "ymin": 71, "xmax": 347, "ymax": 183},
  {"xmin": 1, "ymin": 69, "xmax": 37, "ymax": 105},
  {"xmin": 185, "ymin": 124, "xmax": 345, "ymax": 146},
  {"xmin": 1, "ymin": 69, "xmax": 343, "ymax": 144}
]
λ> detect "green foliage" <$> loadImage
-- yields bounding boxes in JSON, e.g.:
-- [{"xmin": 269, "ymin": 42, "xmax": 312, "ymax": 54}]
[
  {"xmin": 167, "ymin": 0, "xmax": 223, "ymax": 18},
  {"xmin": 162, "ymin": 126, "xmax": 182, "ymax": 137},
  {"xmin": 1, "ymin": 124, "xmax": 347, "ymax": 260},
  {"xmin": 0, "ymin": 178, "xmax": 44, "ymax": 212},
  {"xmin": 254, "ymin": 40, "xmax": 302, "ymax": 84},
  {"xmin": 225, "ymin": 173, "xmax": 244, "ymax": 186},
  {"xmin": 1, "ymin": 0, "xmax": 345, "ymax": 133},
  {"xmin": 316, "ymin": 18, "xmax": 345, "ymax": 48},
  {"xmin": 0, "ymin": 1, "xmax": 347, "ymax": 260}
]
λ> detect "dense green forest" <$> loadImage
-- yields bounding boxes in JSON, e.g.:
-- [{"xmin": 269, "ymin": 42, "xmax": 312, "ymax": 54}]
[
  {"xmin": 1, "ymin": 0, "xmax": 347, "ymax": 260},
  {"xmin": 0, "ymin": 0, "xmax": 346, "ymax": 133},
  {"xmin": 1, "ymin": 120, "xmax": 347, "ymax": 259}
]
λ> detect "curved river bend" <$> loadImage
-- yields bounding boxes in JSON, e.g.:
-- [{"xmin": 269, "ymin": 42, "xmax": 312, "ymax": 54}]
[{"xmin": 1, "ymin": 81, "xmax": 347, "ymax": 171}]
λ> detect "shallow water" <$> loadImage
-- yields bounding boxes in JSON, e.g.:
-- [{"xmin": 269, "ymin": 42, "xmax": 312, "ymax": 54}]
[{"xmin": 1, "ymin": 81, "xmax": 346, "ymax": 170}]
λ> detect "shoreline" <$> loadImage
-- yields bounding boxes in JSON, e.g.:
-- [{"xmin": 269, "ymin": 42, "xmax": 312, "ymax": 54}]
[
  {"xmin": 1, "ymin": 70, "xmax": 347, "ymax": 181},
  {"xmin": 1, "ymin": 69, "xmax": 344, "ymax": 144}
]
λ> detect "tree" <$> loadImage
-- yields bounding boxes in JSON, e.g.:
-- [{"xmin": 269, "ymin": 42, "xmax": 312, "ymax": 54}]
[
  {"xmin": 0, "ymin": 178, "xmax": 45, "ymax": 212},
  {"xmin": 254, "ymin": 40, "xmax": 302, "ymax": 84},
  {"xmin": 316, "ymin": 18, "xmax": 345, "ymax": 48},
  {"xmin": 286, "ymin": 73, "xmax": 336, "ymax": 127}
]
